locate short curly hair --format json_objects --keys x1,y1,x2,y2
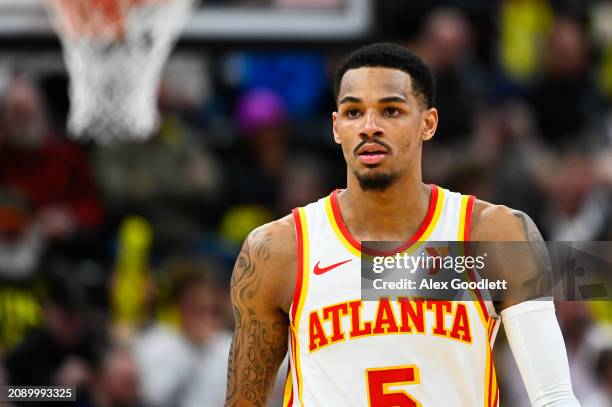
[{"x1": 334, "y1": 42, "x2": 436, "y2": 108}]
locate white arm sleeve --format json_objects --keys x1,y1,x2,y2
[{"x1": 501, "y1": 300, "x2": 581, "y2": 407}]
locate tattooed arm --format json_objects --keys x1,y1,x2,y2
[
  {"x1": 471, "y1": 203, "x2": 552, "y2": 310},
  {"x1": 471, "y1": 203, "x2": 581, "y2": 406},
  {"x1": 225, "y1": 216, "x2": 296, "y2": 407}
]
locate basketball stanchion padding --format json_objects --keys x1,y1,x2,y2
[{"x1": 45, "y1": 0, "x2": 195, "y2": 143}]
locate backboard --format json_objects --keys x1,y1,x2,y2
[{"x1": 0, "y1": 0, "x2": 372, "y2": 40}]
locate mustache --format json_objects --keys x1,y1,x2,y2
[{"x1": 353, "y1": 139, "x2": 392, "y2": 155}]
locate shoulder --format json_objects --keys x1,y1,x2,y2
[
  {"x1": 231, "y1": 213, "x2": 297, "y2": 312},
  {"x1": 470, "y1": 199, "x2": 541, "y2": 241},
  {"x1": 242, "y1": 213, "x2": 297, "y2": 264}
]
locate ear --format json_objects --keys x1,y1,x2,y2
[
  {"x1": 332, "y1": 111, "x2": 341, "y2": 144},
  {"x1": 421, "y1": 108, "x2": 438, "y2": 141}
]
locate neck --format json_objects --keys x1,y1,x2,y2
[{"x1": 338, "y1": 170, "x2": 431, "y2": 242}]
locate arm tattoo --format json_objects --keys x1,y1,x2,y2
[
  {"x1": 513, "y1": 210, "x2": 544, "y2": 242},
  {"x1": 512, "y1": 211, "x2": 551, "y2": 270},
  {"x1": 226, "y1": 229, "x2": 289, "y2": 407},
  {"x1": 512, "y1": 210, "x2": 552, "y2": 295}
]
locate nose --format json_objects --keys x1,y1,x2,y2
[{"x1": 359, "y1": 109, "x2": 384, "y2": 139}]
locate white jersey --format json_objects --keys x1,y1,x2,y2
[{"x1": 283, "y1": 185, "x2": 501, "y2": 407}]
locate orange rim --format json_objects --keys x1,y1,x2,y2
[{"x1": 48, "y1": 0, "x2": 162, "y2": 40}]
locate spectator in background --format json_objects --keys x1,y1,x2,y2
[
  {"x1": 496, "y1": 301, "x2": 605, "y2": 406},
  {"x1": 91, "y1": 109, "x2": 223, "y2": 250},
  {"x1": 230, "y1": 88, "x2": 290, "y2": 208},
  {"x1": 218, "y1": 89, "x2": 291, "y2": 245},
  {"x1": 464, "y1": 100, "x2": 552, "y2": 232},
  {"x1": 530, "y1": 16, "x2": 606, "y2": 146},
  {"x1": 132, "y1": 256, "x2": 231, "y2": 407},
  {"x1": 4, "y1": 265, "x2": 103, "y2": 406},
  {"x1": 410, "y1": 7, "x2": 494, "y2": 196},
  {"x1": 0, "y1": 75, "x2": 103, "y2": 241},
  {"x1": 0, "y1": 189, "x2": 44, "y2": 352},
  {"x1": 541, "y1": 149, "x2": 611, "y2": 240},
  {"x1": 498, "y1": 0, "x2": 554, "y2": 82},
  {"x1": 275, "y1": 153, "x2": 327, "y2": 216},
  {"x1": 411, "y1": 7, "x2": 482, "y2": 145},
  {"x1": 80, "y1": 342, "x2": 143, "y2": 407},
  {"x1": 109, "y1": 215, "x2": 155, "y2": 340}
]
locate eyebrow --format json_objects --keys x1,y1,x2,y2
[
  {"x1": 338, "y1": 95, "x2": 409, "y2": 105},
  {"x1": 379, "y1": 96, "x2": 409, "y2": 104},
  {"x1": 338, "y1": 96, "x2": 361, "y2": 105}
]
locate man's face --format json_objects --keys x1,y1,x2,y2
[
  {"x1": 179, "y1": 284, "x2": 221, "y2": 345},
  {"x1": 3, "y1": 78, "x2": 46, "y2": 149},
  {"x1": 332, "y1": 67, "x2": 437, "y2": 191}
]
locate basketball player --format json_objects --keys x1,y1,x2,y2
[{"x1": 225, "y1": 43, "x2": 581, "y2": 406}]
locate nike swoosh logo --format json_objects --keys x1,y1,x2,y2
[{"x1": 313, "y1": 259, "x2": 352, "y2": 275}]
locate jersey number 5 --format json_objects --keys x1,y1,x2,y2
[{"x1": 366, "y1": 365, "x2": 421, "y2": 407}]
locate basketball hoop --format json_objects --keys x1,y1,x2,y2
[{"x1": 45, "y1": 0, "x2": 195, "y2": 142}]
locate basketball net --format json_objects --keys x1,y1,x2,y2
[{"x1": 45, "y1": 0, "x2": 195, "y2": 143}]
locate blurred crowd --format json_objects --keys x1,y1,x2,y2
[{"x1": 0, "y1": 0, "x2": 611, "y2": 406}]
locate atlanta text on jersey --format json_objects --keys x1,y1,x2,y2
[{"x1": 308, "y1": 298, "x2": 473, "y2": 352}]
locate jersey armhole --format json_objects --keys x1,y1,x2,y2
[
  {"x1": 461, "y1": 195, "x2": 494, "y2": 323},
  {"x1": 463, "y1": 195, "x2": 476, "y2": 241},
  {"x1": 290, "y1": 208, "x2": 306, "y2": 325}
]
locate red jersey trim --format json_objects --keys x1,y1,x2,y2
[{"x1": 329, "y1": 184, "x2": 439, "y2": 256}]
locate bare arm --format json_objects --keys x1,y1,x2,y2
[
  {"x1": 225, "y1": 218, "x2": 296, "y2": 407},
  {"x1": 471, "y1": 203, "x2": 552, "y2": 310},
  {"x1": 472, "y1": 203, "x2": 580, "y2": 406}
]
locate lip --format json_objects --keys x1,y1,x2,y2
[
  {"x1": 357, "y1": 143, "x2": 388, "y2": 155},
  {"x1": 358, "y1": 153, "x2": 387, "y2": 165},
  {"x1": 357, "y1": 143, "x2": 389, "y2": 165}
]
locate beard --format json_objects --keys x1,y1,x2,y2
[
  {"x1": 354, "y1": 169, "x2": 399, "y2": 191},
  {"x1": 351, "y1": 138, "x2": 399, "y2": 191}
]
